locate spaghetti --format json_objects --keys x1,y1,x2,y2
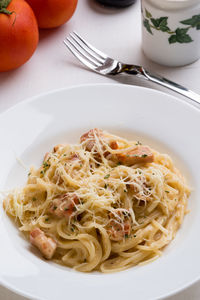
[{"x1": 3, "y1": 129, "x2": 190, "y2": 273}]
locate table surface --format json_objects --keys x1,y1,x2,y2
[{"x1": 0, "y1": 1, "x2": 200, "y2": 299}]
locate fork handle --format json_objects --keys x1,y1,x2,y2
[{"x1": 142, "y1": 69, "x2": 200, "y2": 105}]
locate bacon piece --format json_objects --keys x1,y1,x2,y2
[
  {"x1": 108, "y1": 219, "x2": 131, "y2": 242},
  {"x1": 49, "y1": 193, "x2": 80, "y2": 219},
  {"x1": 104, "y1": 140, "x2": 119, "y2": 158},
  {"x1": 69, "y1": 153, "x2": 80, "y2": 161},
  {"x1": 109, "y1": 141, "x2": 118, "y2": 150},
  {"x1": 30, "y1": 228, "x2": 56, "y2": 259},
  {"x1": 107, "y1": 211, "x2": 131, "y2": 242},
  {"x1": 116, "y1": 146, "x2": 154, "y2": 166},
  {"x1": 80, "y1": 128, "x2": 103, "y2": 151},
  {"x1": 81, "y1": 129, "x2": 122, "y2": 163},
  {"x1": 53, "y1": 144, "x2": 64, "y2": 153}
]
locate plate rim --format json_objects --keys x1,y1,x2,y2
[{"x1": 1, "y1": 82, "x2": 199, "y2": 117}]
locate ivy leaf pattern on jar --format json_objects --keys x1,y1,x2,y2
[
  {"x1": 143, "y1": 9, "x2": 200, "y2": 44},
  {"x1": 180, "y1": 15, "x2": 200, "y2": 30},
  {"x1": 169, "y1": 28, "x2": 193, "y2": 44},
  {"x1": 143, "y1": 19, "x2": 153, "y2": 34}
]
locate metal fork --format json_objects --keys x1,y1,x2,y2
[{"x1": 63, "y1": 31, "x2": 200, "y2": 105}]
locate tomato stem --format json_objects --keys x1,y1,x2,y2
[{"x1": 0, "y1": 0, "x2": 13, "y2": 15}]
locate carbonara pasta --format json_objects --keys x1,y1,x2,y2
[{"x1": 3, "y1": 129, "x2": 190, "y2": 273}]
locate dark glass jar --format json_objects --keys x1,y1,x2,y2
[{"x1": 96, "y1": 0, "x2": 136, "y2": 7}]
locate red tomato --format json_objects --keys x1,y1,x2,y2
[
  {"x1": 26, "y1": 0, "x2": 78, "y2": 29},
  {"x1": 0, "y1": 0, "x2": 39, "y2": 72}
]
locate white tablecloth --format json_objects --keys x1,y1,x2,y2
[{"x1": 0, "y1": 1, "x2": 200, "y2": 299}]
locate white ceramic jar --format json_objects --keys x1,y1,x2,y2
[{"x1": 141, "y1": 0, "x2": 200, "y2": 66}]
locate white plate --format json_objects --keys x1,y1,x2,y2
[{"x1": 0, "y1": 84, "x2": 200, "y2": 300}]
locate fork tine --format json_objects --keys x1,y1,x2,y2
[
  {"x1": 70, "y1": 32, "x2": 105, "y2": 64},
  {"x1": 63, "y1": 39, "x2": 98, "y2": 71},
  {"x1": 73, "y1": 31, "x2": 108, "y2": 60},
  {"x1": 66, "y1": 37, "x2": 101, "y2": 67}
]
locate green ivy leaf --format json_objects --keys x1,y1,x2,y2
[
  {"x1": 180, "y1": 14, "x2": 200, "y2": 30},
  {"x1": 177, "y1": 34, "x2": 192, "y2": 43},
  {"x1": 143, "y1": 19, "x2": 153, "y2": 34},
  {"x1": 150, "y1": 17, "x2": 170, "y2": 32},
  {"x1": 159, "y1": 18, "x2": 170, "y2": 31},
  {"x1": 168, "y1": 35, "x2": 177, "y2": 44},
  {"x1": 160, "y1": 26, "x2": 170, "y2": 32},
  {"x1": 175, "y1": 28, "x2": 193, "y2": 43},
  {"x1": 160, "y1": 25, "x2": 170, "y2": 32},
  {"x1": 176, "y1": 27, "x2": 189, "y2": 35},
  {"x1": 150, "y1": 18, "x2": 160, "y2": 28},
  {"x1": 159, "y1": 17, "x2": 168, "y2": 27},
  {"x1": 145, "y1": 9, "x2": 152, "y2": 19}
]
